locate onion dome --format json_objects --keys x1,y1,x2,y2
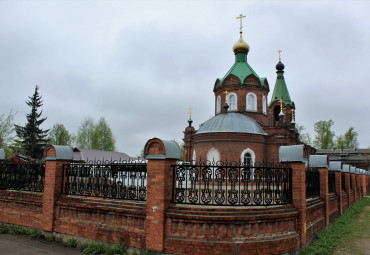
[
  {"x1": 276, "y1": 61, "x2": 285, "y2": 71},
  {"x1": 233, "y1": 34, "x2": 250, "y2": 54}
]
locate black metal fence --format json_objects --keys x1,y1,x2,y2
[
  {"x1": 172, "y1": 161, "x2": 292, "y2": 206},
  {"x1": 306, "y1": 167, "x2": 320, "y2": 198},
  {"x1": 0, "y1": 163, "x2": 45, "y2": 192},
  {"x1": 62, "y1": 161, "x2": 147, "y2": 201},
  {"x1": 328, "y1": 171, "x2": 336, "y2": 193},
  {"x1": 341, "y1": 172, "x2": 345, "y2": 191}
]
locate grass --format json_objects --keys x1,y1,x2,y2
[{"x1": 300, "y1": 196, "x2": 370, "y2": 255}]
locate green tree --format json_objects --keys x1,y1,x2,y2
[
  {"x1": 296, "y1": 124, "x2": 312, "y2": 145},
  {"x1": 76, "y1": 117, "x2": 116, "y2": 151},
  {"x1": 336, "y1": 127, "x2": 359, "y2": 149},
  {"x1": 0, "y1": 110, "x2": 16, "y2": 157},
  {"x1": 313, "y1": 120, "x2": 335, "y2": 149},
  {"x1": 15, "y1": 86, "x2": 49, "y2": 159},
  {"x1": 48, "y1": 123, "x2": 72, "y2": 146},
  {"x1": 91, "y1": 117, "x2": 116, "y2": 151}
]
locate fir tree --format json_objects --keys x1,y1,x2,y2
[{"x1": 15, "y1": 85, "x2": 49, "y2": 159}]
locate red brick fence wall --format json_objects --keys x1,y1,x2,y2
[{"x1": 0, "y1": 142, "x2": 368, "y2": 255}]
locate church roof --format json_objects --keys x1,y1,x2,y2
[
  {"x1": 269, "y1": 61, "x2": 292, "y2": 106},
  {"x1": 219, "y1": 53, "x2": 261, "y2": 86},
  {"x1": 195, "y1": 112, "x2": 266, "y2": 135}
]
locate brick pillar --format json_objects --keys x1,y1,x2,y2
[
  {"x1": 144, "y1": 138, "x2": 180, "y2": 252},
  {"x1": 319, "y1": 168, "x2": 329, "y2": 226},
  {"x1": 291, "y1": 162, "x2": 307, "y2": 246},
  {"x1": 42, "y1": 145, "x2": 73, "y2": 232},
  {"x1": 334, "y1": 171, "x2": 343, "y2": 215},
  {"x1": 356, "y1": 173, "x2": 361, "y2": 199},
  {"x1": 351, "y1": 173, "x2": 356, "y2": 202}
]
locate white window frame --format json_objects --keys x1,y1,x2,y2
[
  {"x1": 216, "y1": 96, "x2": 221, "y2": 113},
  {"x1": 227, "y1": 92, "x2": 237, "y2": 111},
  {"x1": 246, "y1": 92, "x2": 257, "y2": 111},
  {"x1": 262, "y1": 96, "x2": 267, "y2": 114},
  {"x1": 192, "y1": 150, "x2": 196, "y2": 161},
  {"x1": 240, "y1": 148, "x2": 256, "y2": 165}
]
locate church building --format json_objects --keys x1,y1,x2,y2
[{"x1": 183, "y1": 15, "x2": 300, "y2": 164}]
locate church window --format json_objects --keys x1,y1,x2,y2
[
  {"x1": 227, "y1": 92, "x2": 237, "y2": 111},
  {"x1": 244, "y1": 153, "x2": 252, "y2": 165},
  {"x1": 241, "y1": 148, "x2": 256, "y2": 180},
  {"x1": 216, "y1": 96, "x2": 221, "y2": 113},
  {"x1": 246, "y1": 93, "x2": 257, "y2": 111},
  {"x1": 192, "y1": 150, "x2": 196, "y2": 161},
  {"x1": 262, "y1": 96, "x2": 267, "y2": 114},
  {"x1": 274, "y1": 105, "x2": 280, "y2": 122},
  {"x1": 207, "y1": 148, "x2": 220, "y2": 162}
]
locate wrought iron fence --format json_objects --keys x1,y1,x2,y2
[
  {"x1": 306, "y1": 167, "x2": 320, "y2": 198},
  {"x1": 172, "y1": 161, "x2": 292, "y2": 206},
  {"x1": 328, "y1": 171, "x2": 336, "y2": 193},
  {"x1": 62, "y1": 161, "x2": 147, "y2": 201},
  {"x1": 0, "y1": 163, "x2": 45, "y2": 192},
  {"x1": 341, "y1": 172, "x2": 345, "y2": 191}
]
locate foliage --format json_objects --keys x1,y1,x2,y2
[
  {"x1": 48, "y1": 123, "x2": 72, "y2": 146},
  {"x1": 29, "y1": 228, "x2": 43, "y2": 239},
  {"x1": 82, "y1": 242, "x2": 105, "y2": 254},
  {"x1": 14, "y1": 85, "x2": 49, "y2": 159},
  {"x1": 313, "y1": 120, "x2": 335, "y2": 149},
  {"x1": 336, "y1": 127, "x2": 359, "y2": 149},
  {"x1": 65, "y1": 238, "x2": 78, "y2": 247},
  {"x1": 76, "y1": 117, "x2": 116, "y2": 151},
  {"x1": 103, "y1": 243, "x2": 127, "y2": 255},
  {"x1": 296, "y1": 124, "x2": 312, "y2": 145},
  {"x1": 0, "y1": 110, "x2": 16, "y2": 157},
  {"x1": 46, "y1": 234, "x2": 56, "y2": 242},
  {"x1": 300, "y1": 197, "x2": 370, "y2": 255}
]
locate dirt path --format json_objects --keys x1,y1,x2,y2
[{"x1": 333, "y1": 204, "x2": 370, "y2": 255}]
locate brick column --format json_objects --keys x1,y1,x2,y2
[
  {"x1": 319, "y1": 168, "x2": 329, "y2": 226},
  {"x1": 345, "y1": 172, "x2": 351, "y2": 206},
  {"x1": 144, "y1": 138, "x2": 180, "y2": 252},
  {"x1": 291, "y1": 162, "x2": 307, "y2": 246},
  {"x1": 351, "y1": 172, "x2": 356, "y2": 203},
  {"x1": 356, "y1": 171, "x2": 361, "y2": 199},
  {"x1": 42, "y1": 145, "x2": 73, "y2": 232},
  {"x1": 334, "y1": 171, "x2": 343, "y2": 215},
  {"x1": 279, "y1": 145, "x2": 308, "y2": 247}
]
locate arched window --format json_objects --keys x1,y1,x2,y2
[
  {"x1": 207, "y1": 148, "x2": 220, "y2": 162},
  {"x1": 246, "y1": 93, "x2": 257, "y2": 111},
  {"x1": 227, "y1": 92, "x2": 237, "y2": 111},
  {"x1": 241, "y1": 148, "x2": 256, "y2": 180},
  {"x1": 262, "y1": 96, "x2": 267, "y2": 114},
  {"x1": 244, "y1": 153, "x2": 252, "y2": 166},
  {"x1": 216, "y1": 96, "x2": 221, "y2": 113}
]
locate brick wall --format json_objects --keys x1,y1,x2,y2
[{"x1": 305, "y1": 197, "x2": 325, "y2": 244}]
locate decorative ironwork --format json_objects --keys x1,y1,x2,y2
[
  {"x1": 328, "y1": 171, "x2": 336, "y2": 193},
  {"x1": 62, "y1": 161, "x2": 147, "y2": 201},
  {"x1": 172, "y1": 161, "x2": 292, "y2": 206},
  {"x1": 341, "y1": 172, "x2": 345, "y2": 191},
  {"x1": 0, "y1": 163, "x2": 45, "y2": 192},
  {"x1": 306, "y1": 167, "x2": 320, "y2": 198}
]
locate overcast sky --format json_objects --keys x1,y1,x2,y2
[{"x1": 1, "y1": 0, "x2": 370, "y2": 157}]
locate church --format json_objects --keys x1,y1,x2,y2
[{"x1": 183, "y1": 15, "x2": 300, "y2": 164}]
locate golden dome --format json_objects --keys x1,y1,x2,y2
[{"x1": 233, "y1": 35, "x2": 250, "y2": 54}]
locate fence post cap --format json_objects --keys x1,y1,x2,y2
[
  {"x1": 309, "y1": 155, "x2": 329, "y2": 168},
  {"x1": 279, "y1": 144, "x2": 308, "y2": 162},
  {"x1": 0, "y1": 149, "x2": 4, "y2": 160},
  {"x1": 342, "y1": 164, "x2": 350, "y2": 172},
  {"x1": 144, "y1": 138, "x2": 180, "y2": 160},
  {"x1": 44, "y1": 145, "x2": 74, "y2": 161},
  {"x1": 350, "y1": 166, "x2": 356, "y2": 173},
  {"x1": 328, "y1": 161, "x2": 342, "y2": 172}
]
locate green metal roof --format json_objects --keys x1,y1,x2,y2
[
  {"x1": 269, "y1": 71, "x2": 292, "y2": 106},
  {"x1": 219, "y1": 53, "x2": 260, "y2": 86}
]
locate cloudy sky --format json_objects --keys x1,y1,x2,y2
[{"x1": 1, "y1": 0, "x2": 369, "y2": 156}]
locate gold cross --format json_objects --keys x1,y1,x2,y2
[
  {"x1": 209, "y1": 115, "x2": 213, "y2": 119},
  {"x1": 189, "y1": 107, "x2": 192, "y2": 119},
  {"x1": 224, "y1": 90, "x2": 229, "y2": 103},
  {"x1": 278, "y1": 50, "x2": 282, "y2": 61},
  {"x1": 291, "y1": 109, "x2": 295, "y2": 121},
  {"x1": 236, "y1": 14, "x2": 246, "y2": 34}
]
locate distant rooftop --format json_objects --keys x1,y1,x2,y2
[
  {"x1": 73, "y1": 148, "x2": 142, "y2": 163},
  {"x1": 317, "y1": 148, "x2": 370, "y2": 170}
]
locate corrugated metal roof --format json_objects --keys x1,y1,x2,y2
[{"x1": 195, "y1": 113, "x2": 266, "y2": 135}]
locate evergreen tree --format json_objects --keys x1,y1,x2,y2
[{"x1": 15, "y1": 85, "x2": 49, "y2": 159}]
